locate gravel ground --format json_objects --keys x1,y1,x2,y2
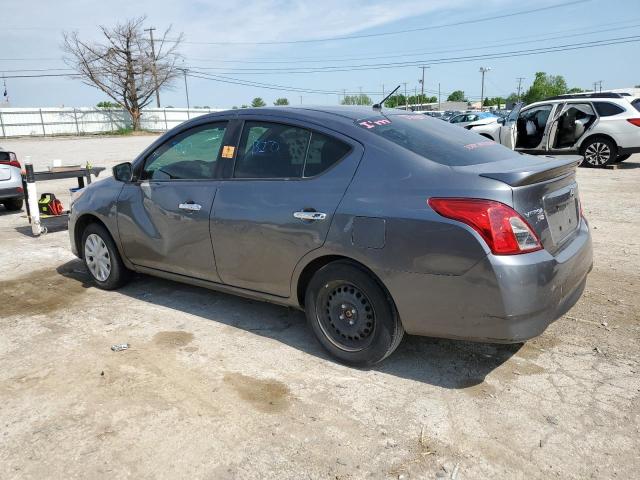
[{"x1": 0, "y1": 135, "x2": 638, "y2": 479}]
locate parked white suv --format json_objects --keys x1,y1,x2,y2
[
  {"x1": 469, "y1": 93, "x2": 640, "y2": 167},
  {"x1": 0, "y1": 148, "x2": 24, "y2": 211}
]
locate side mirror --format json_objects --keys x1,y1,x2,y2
[
  {"x1": 497, "y1": 117, "x2": 505, "y2": 125},
  {"x1": 113, "y1": 162, "x2": 133, "y2": 182}
]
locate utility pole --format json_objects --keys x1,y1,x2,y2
[
  {"x1": 300, "y1": 96, "x2": 303, "y2": 104},
  {"x1": 403, "y1": 82, "x2": 408, "y2": 110},
  {"x1": 438, "y1": 82, "x2": 441, "y2": 110},
  {"x1": 479, "y1": 67, "x2": 491, "y2": 111},
  {"x1": 358, "y1": 86, "x2": 363, "y2": 105},
  {"x1": 179, "y1": 68, "x2": 190, "y2": 113},
  {"x1": 516, "y1": 77, "x2": 525, "y2": 101},
  {"x1": 419, "y1": 66, "x2": 430, "y2": 102},
  {"x1": 414, "y1": 86, "x2": 417, "y2": 111},
  {"x1": 144, "y1": 27, "x2": 161, "y2": 108}
]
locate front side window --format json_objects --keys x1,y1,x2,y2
[
  {"x1": 142, "y1": 123, "x2": 227, "y2": 180},
  {"x1": 234, "y1": 122, "x2": 311, "y2": 178}
]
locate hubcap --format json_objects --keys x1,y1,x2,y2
[
  {"x1": 316, "y1": 281, "x2": 375, "y2": 352},
  {"x1": 584, "y1": 142, "x2": 611, "y2": 166},
  {"x1": 84, "y1": 233, "x2": 111, "y2": 282}
]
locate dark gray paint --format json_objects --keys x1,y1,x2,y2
[{"x1": 69, "y1": 105, "x2": 593, "y2": 343}]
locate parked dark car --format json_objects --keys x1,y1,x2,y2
[{"x1": 69, "y1": 106, "x2": 593, "y2": 365}]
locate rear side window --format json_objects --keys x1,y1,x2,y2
[
  {"x1": 632, "y1": 98, "x2": 640, "y2": 113},
  {"x1": 594, "y1": 102, "x2": 625, "y2": 116},
  {"x1": 356, "y1": 113, "x2": 506, "y2": 166},
  {"x1": 234, "y1": 122, "x2": 350, "y2": 179},
  {"x1": 304, "y1": 132, "x2": 351, "y2": 177},
  {"x1": 235, "y1": 122, "x2": 310, "y2": 178}
]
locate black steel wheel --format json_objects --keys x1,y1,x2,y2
[
  {"x1": 305, "y1": 261, "x2": 404, "y2": 366},
  {"x1": 316, "y1": 280, "x2": 377, "y2": 352}
]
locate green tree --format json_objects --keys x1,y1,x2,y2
[
  {"x1": 567, "y1": 87, "x2": 584, "y2": 94},
  {"x1": 635, "y1": 85, "x2": 640, "y2": 88},
  {"x1": 505, "y1": 93, "x2": 519, "y2": 105},
  {"x1": 96, "y1": 101, "x2": 118, "y2": 108},
  {"x1": 447, "y1": 90, "x2": 466, "y2": 102},
  {"x1": 341, "y1": 94, "x2": 372, "y2": 106},
  {"x1": 241, "y1": 104, "x2": 249, "y2": 109},
  {"x1": 251, "y1": 97, "x2": 266, "y2": 107},
  {"x1": 522, "y1": 72, "x2": 568, "y2": 104},
  {"x1": 273, "y1": 97, "x2": 289, "y2": 106}
]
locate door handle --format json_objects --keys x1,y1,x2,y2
[
  {"x1": 293, "y1": 211, "x2": 327, "y2": 221},
  {"x1": 179, "y1": 202, "x2": 202, "y2": 212}
]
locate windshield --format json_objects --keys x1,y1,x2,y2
[{"x1": 356, "y1": 113, "x2": 508, "y2": 166}]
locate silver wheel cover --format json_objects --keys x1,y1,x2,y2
[{"x1": 84, "y1": 233, "x2": 111, "y2": 282}]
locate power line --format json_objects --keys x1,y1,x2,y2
[
  {"x1": 185, "y1": 35, "x2": 640, "y2": 74},
  {"x1": 171, "y1": 0, "x2": 588, "y2": 45},
  {"x1": 183, "y1": 20, "x2": 640, "y2": 64}
]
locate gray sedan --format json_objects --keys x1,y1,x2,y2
[{"x1": 69, "y1": 106, "x2": 593, "y2": 365}]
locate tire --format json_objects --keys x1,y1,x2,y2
[
  {"x1": 3, "y1": 197, "x2": 23, "y2": 211},
  {"x1": 304, "y1": 261, "x2": 404, "y2": 366},
  {"x1": 616, "y1": 154, "x2": 631, "y2": 163},
  {"x1": 581, "y1": 137, "x2": 617, "y2": 168},
  {"x1": 81, "y1": 223, "x2": 130, "y2": 290}
]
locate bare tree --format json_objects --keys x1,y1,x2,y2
[{"x1": 63, "y1": 17, "x2": 183, "y2": 130}]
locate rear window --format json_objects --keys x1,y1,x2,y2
[
  {"x1": 356, "y1": 113, "x2": 505, "y2": 166},
  {"x1": 0, "y1": 152, "x2": 11, "y2": 161},
  {"x1": 632, "y1": 98, "x2": 640, "y2": 113},
  {"x1": 594, "y1": 102, "x2": 625, "y2": 116}
]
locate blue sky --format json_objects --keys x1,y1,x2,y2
[{"x1": 2, "y1": 0, "x2": 639, "y2": 108}]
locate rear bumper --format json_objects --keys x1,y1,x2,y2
[
  {"x1": 0, "y1": 186, "x2": 23, "y2": 200},
  {"x1": 384, "y1": 219, "x2": 593, "y2": 342}
]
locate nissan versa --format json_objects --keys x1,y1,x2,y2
[{"x1": 69, "y1": 106, "x2": 593, "y2": 365}]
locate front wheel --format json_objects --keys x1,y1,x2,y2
[
  {"x1": 82, "y1": 223, "x2": 130, "y2": 290},
  {"x1": 304, "y1": 261, "x2": 404, "y2": 366},
  {"x1": 582, "y1": 138, "x2": 617, "y2": 168}
]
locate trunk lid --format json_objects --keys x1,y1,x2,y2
[{"x1": 454, "y1": 154, "x2": 582, "y2": 254}]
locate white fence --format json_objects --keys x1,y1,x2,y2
[{"x1": 0, "y1": 107, "x2": 223, "y2": 138}]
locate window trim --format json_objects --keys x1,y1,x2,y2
[
  {"x1": 136, "y1": 121, "x2": 230, "y2": 182},
  {"x1": 227, "y1": 119, "x2": 353, "y2": 181}
]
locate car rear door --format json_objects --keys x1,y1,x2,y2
[
  {"x1": 116, "y1": 121, "x2": 229, "y2": 282},
  {"x1": 211, "y1": 117, "x2": 363, "y2": 297}
]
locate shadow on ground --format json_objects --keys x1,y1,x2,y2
[{"x1": 57, "y1": 259, "x2": 520, "y2": 388}]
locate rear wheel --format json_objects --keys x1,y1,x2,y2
[
  {"x1": 582, "y1": 137, "x2": 617, "y2": 168},
  {"x1": 3, "y1": 197, "x2": 23, "y2": 211},
  {"x1": 304, "y1": 261, "x2": 404, "y2": 366},
  {"x1": 616, "y1": 153, "x2": 631, "y2": 163},
  {"x1": 81, "y1": 223, "x2": 130, "y2": 290}
]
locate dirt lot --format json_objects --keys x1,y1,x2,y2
[{"x1": 1, "y1": 135, "x2": 638, "y2": 479}]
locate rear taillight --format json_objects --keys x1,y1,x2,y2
[
  {"x1": 0, "y1": 152, "x2": 20, "y2": 169},
  {"x1": 627, "y1": 118, "x2": 640, "y2": 127},
  {"x1": 428, "y1": 198, "x2": 542, "y2": 255}
]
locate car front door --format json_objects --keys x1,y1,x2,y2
[
  {"x1": 211, "y1": 118, "x2": 363, "y2": 297},
  {"x1": 116, "y1": 122, "x2": 229, "y2": 282},
  {"x1": 498, "y1": 102, "x2": 523, "y2": 149}
]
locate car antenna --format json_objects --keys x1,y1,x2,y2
[{"x1": 373, "y1": 85, "x2": 400, "y2": 111}]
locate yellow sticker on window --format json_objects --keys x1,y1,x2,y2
[{"x1": 221, "y1": 145, "x2": 235, "y2": 158}]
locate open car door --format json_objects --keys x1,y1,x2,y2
[
  {"x1": 547, "y1": 102, "x2": 597, "y2": 153},
  {"x1": 498, "y1": 102, "x2": 523, "y2": 149}
]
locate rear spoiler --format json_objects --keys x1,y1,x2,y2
[{"x1": 479, "y1": 155, "x2": 581, "y2": 187}]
